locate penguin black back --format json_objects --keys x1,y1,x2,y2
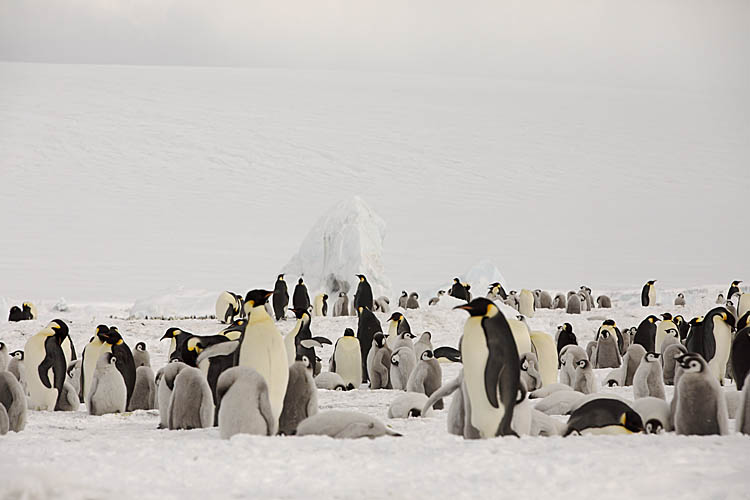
[
  {"x1": 273, "y1": 274, "x2": 289, "y2": 321},
  {"x1": 104, "y1": 327, "x2": 137, "y2": 406},
  {"x1": 686, "y1": 307, "x2": 734, "y2": 363},
  {"x1": 354, "y1": 274, "x2": 373, "y2": 311},
  {"x1": 731, "y1": 327, "x2": 750, "y2": 390},
  {"x1": 357, "y1": 307, "x2": 382, "y2": 382},
  {"x1": 634, "y1": 315, "x2": 659, "y2": 352},
  {"x1": 292, "y1": 278, "x2": 310, "y2": 311}
]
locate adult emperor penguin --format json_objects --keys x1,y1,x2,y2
[
  {"x1": 272, "y1": 274, "x2": 289, "y2": 321},
  {"x1": 0, "y1": 371, "x2": 27, "y2": 432},
  {"x1": 455, "y1": 298, "x2": 524, "y2": 438},
  {"x1": 284, "y1": 308, "x2": 331, "y2": 374},
  {"x1": 24, "y1": 320, "x2": 68, "y2": 411},
  {"x1": 564, "y1": 398, "x2": 643, "y2": 436},
  {"x1": 487, "y1": 282, "x2": 507, "y2": 301},
  {"x1": 731, "y1": 325, "x2": 750, "y2": 390},
  {"x1": 168, "y1": 366, "x2": 214, "y2": 430},
  {"x1": 450, "y1": 278, "x2": 470, "y2": 301},
  {"x1": 398, "y1": 291, "x2": 408, "y2": 309},
  {"x1": 292, "y1": 278, "x2": 311, "y2": 312},
  {"x1": 216, "y1": 291, "x2": 242, "y2": 324},
  {"x1": 556, "y1": 323, "x2": 578, "y2": 361},
  {"x1": 406, "y1": 292, "x2": 420, "y2": 310},
  {"x1": 737, "y1": 373, "x2": 750, "y2": 434},
  {"x1": 366, "y1": 333, "x2": 391, "y2": 390},
  {"x1": 313, "y1": 293, "x2": 328, "y2": 317},
  {"x1": 357, "y1": 307, "x2": 382, "y2": 381},
  {"x1": 103, "y1": 326, "x2": 137, "y2": 407},
  {"x1": 633, "y1": 352, "x2": 665, "y2": 400},
  {"x1": 237, "y1": 289, "x2": 289, "y2": 424},
  {"x1": 518, "y1": 289, "x2": 535, "y2": 318},
  {"x1": 217, "y1": 366, "x2": 277, "y2": 438},
  {"x1": 673, "y1": 353, "x2": 729, "y2": 435},
  {"x1": 354, "y1": 274, "x2": 374, "y2": 311},
  {"x1": 49, "y1": 320, "x2": 76, "y2": 367},
  {"x1": 728, "y1": 280, "x2": 743, "y2": 301},
  {"x1": 331, "y1": 329, "x2": 362, "y2": 390},
  {"x1": 385, "y1": 311, "x2": 411, "y2": 349},
  {"x1": 685, "y1": 306, "x2": 735, "y2": 383},
  {"x1": 634, "y1": 315, "x2": 659, "y2": 352},
  {"x1": 332, "y1": 292, "x2": 350, "y2": 317},
  {"x1": 674, "y1": 293, "x2": 686, "y2": 306},
  {"x1": 641, "y1": 280, "x2": 656, "y2": 306},
  {"x1": 738, "y1": 293, "x2": 750, "y2": 320},
  {"x1": 655, "y1": 315, "x2": 679, "y2": 352},
  {"x1": 406, "y1": 350, "x2": 443, "y2": 409},
  {"x1": 279, "y1": 354, "x2": 318, "y2": 435},
  {"x1": 673, "y1": 314, "x2": 690, "y2": 341}
]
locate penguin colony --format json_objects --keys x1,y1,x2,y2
[{"x1": 2, "y1": 278, "x2": 750, "y2": 443}]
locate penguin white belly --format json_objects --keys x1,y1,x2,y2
[
  {"x1": 313, "y1": 295, "x2": 325, "y2": 316},
  {"x1": 648, "y1": 288, "x2": 655, "y2": 306},
  {"x1": 283, "y1": 324, "x2": 300, "y2": 367},
  {"x1": 462, "y1": 318, "x2": 504, "y2": 438},
  {"x1": 24, "y1": 335, "x2": 57, "y2": 411},
  {"x1": 83, "y1": 342, "x2": 110, "y2": 406},
  {"x1": 519, "y1": 291, "x2": 534, "y2": 318},
  {"x1": 238, "y1": 317, "x2": 289, "y2": 422},
  {"x1": 334, "y1": 339, "x2": 362, "y2": 388},
  {"x1": 385, "y1": 323, "x2": 398, "y2": 350},
  {"x1": 530, "y1": 331, "x2": 558, "y2": 386},
  {"x1": 62, "y1": 338, "x2": 73, "y2": 366},
  {"x1": 506, "y1": 319, "x2": 532, "y2": 356},
  {"x1": 709, "y1": 320, "x2": 732, "y2": 382},
  {"x1": 738, "y1": 293, "x2": 749, "y2": 319},
  {"x1": 580, "y1": 425, "x2": 632, "y2": 436},
  {"x1": 168, "y1": 338, "x2": 177, "y2": 357}
]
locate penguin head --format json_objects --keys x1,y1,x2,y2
[
  {"x1": 0, "y1": 342, "x2": 5, "y2": 352},
  {"x1": 710, "y1": 307, "x2": 736, "y2": 328},
  {"x1": 104, "y1": 327, "x2": 124, "y2": 345},
  {"x1": 558, "y1": 323, "x2": 572, "y2": 334},
  {"x1": 343, "y1": 328, "x2": 355, "y2": 337},
  {"x1": 135, "y1": 342, "x2": 147, "y2": 352},
  {"x1": 674, "y1": 315, "x2": 685, "y2": 324},
  {"x1": 420, "y1": 350, "x2": 434, "y2": 361},
  {"x1": 732, "y1": 280, "x2": 742, "y2": 286},
  {"x1": 717, "y1": 293, "x2": 725, "y2": 301},
  {"x1": 356, "y1": 274, "x2": 367, "y2": 282},
  {"x1": 323, "y1": 294, "x2": 328, "y2": 301},
  {"x1": 645, "y1": 419, "x2": 663, "y2": 434},
  {"x1": 221, "y1": 319, "x2": 247, "y2": 337},
  {"x1": 419, "y1": 331, "x2": 432, "y2": 342},
  {"x1": 599, "y1": 330, "x2": 609, "y2": 340},
  {"x1": 277, "y1": 274, "x2": 285, "y2": 281},
  {"x1": 602, "y1": 319, "x2": 616, "y2": 327},
  {"x1": 401, "y1": 291, "x2": 407, "y2": 297},
  {"x1": 576, "y1": 359, "x2": 589, "y2": 370},
  {"x1": 689, "y1": 316, "x2": 703, "y2": 327},
  {"x1": 453, "y1": 298, "x2": 499, "y2": 318},
  {"x1": 453, "y1": 278, "x2": 460, "y2": 284},
  {"x1": 677, "y1": 293, "x2": 684, "y2": 298},
  {"x1": 620, "y1": 410, "x2": 645, "y2": 433},
  {"x1": 297, "y1": 278, "x2": 304, "y2": 285},
  {"x1": 676, "y1": 353, "x2": 706, "y2": 373},
  {"x1": 160, "y1": 327, "x2": 183, "y2": 341},
  {"x1": 295, "y1": 353, "x2": 313, "y2": 371},
  {"x1": 410, "y1": 292, "x2": 418, "y2": 299},
  {"x1": 48, "y1": 319, "x2": 69, "y2": 339},
  {"x1": 660, "y1": 313, "x2": 672, "y2": 320},
  {"x1": 388, "y1": 312, "x2": 404, "y2": 324},
  {"x1": 187, "y1": 337, "x2": 203, "y2": 353},
  {"x1": 647, "y1": 280, "x2": 657, "y2": 286},
  {"x1": 399, "y1": 332, "x2": 416, "y2": 340},
  {"x1": 372, "y1": 333, "x2": 386, "y2": 348},
  {"x1": 290, "y1": 308, "x2": 308, "y2": 320},
  {"x1": 646, "y1": 315, "x2": 659, "y2": 324},
  {"x1": 11, "y1": 350, "x2": 24, "y2": 360},
  {"x1": 738, "y1": 312, "x2": 750, "y2": 331},
  {"x1": 244, "y1": 289, "x2": 274, "y2": 308},
  {"x1": 644, "y1": 352, "x2": 660, "y2": 363}
]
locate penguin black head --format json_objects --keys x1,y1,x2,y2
[
  {"x1": 558, "y1": 323, "x2": 572, "y2": 334},
  {"x1": 407, "y1": 408, "x2": 422, "y2": 418},
  {"x1": 689, "y1": 316, "x2": 703, "y2": 327},
  {"x1": 646, "y1": 315, "x2": 659, "y2": 324},
  {"x1": 420, "y1": 350, "x2": 434, "y2": 361},
  {"x1": 676, "y1": 353, "x2": 705, "y2": 372},
  {"x1": 602, "y1": 319, "x2": 616, "y2": 327},
  {"x1": 647, "y1": 280, "x2": 657, "y2": 285},
  {"x1": 644, "y1": 352, "x2": 660, "y2": 362},
  {"x1": 135, "y1": 342, "x2": 147, "y2": 351},
  {"x1": 372, "y1": 333, "x2": 386, "y2": 348},
  {"x1": 660, "y1": 313, "x2": 673, "y2": 320},
  {"x1": 710, "y1": 307, "x2": 736, "y2": 328},
  {"x1": 732, "y1": 280, "x2": 742, "y2": 286},
  {"x1": 95, "y1": 325, "x2": 110, "y2": 341},
  {"x1": 453, "y1": 278, "x2": 460, "y2": 284},
  {"x1": 356, "y1": 274, "x2": 367, "y2": 282},
  {"x1": 277, "y1": 274, "x2": 285, "y2": 281},
  {"x1": 738, "y1": 312, "x2": 750, "y2": 331},
  {"x1": 11, "y1": 350, "x2": 24, "y2": 360},
  {"x1": 453, "y1": 298, "x2": 499, "y2": 318},
  {"x1": 400, "y1": 332, "x2": 416, "y2": 340},
  {"x1": 599, "y1": 330, "x2": 609, "y2": 339},
  {"x1": 244, "y1": 289, "x2": 274, "y2": 308},
  {"x1": 298, "y1": 278, "x2": 304, "y2": 285},
  {"x1": 645, "y1": 419, "x2": 663, "y2": 434},
  {"x1": 410, "y1": 292, "x2": 419, "y2": 299},
  {"x1": 401, "y1": 291, "x2": 407, "y2": 297},
  {"x1": 388, "y1": 312, "x2": 404, "y2": 322},
  {"x1": 48, "y1": 319, "x2": 69, "y2": 338},
  {"x1": 621, "y1": 410, "x2": 645, "y2": 433},
  {"x1": 290, "y1": 308, "x2": 308, "y2": 319},
  {"x1": 343, "y1": 328, "x2": 355, "y2": 337},
  {"x1": 323, "y1": 294, "x2": 328, "y2": 301},
  {"x1": 390, "y1": 353, "x2": 399, "y2": 366},
  {"x1": 104, "y1": 326, "x2": 124, "y2": 345}
]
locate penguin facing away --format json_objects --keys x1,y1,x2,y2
[
  {"x1": 332, "y1": 292, "x2": 350, "y2": 317},
  {"x1": 217, "y1": 366, "x2": 277, "y2": 438},
  {"x1": 398, "y1": 291, "x2": 408, "y2": 309},
  {"x1": 662, "y1": 343, "x2": 687, "y2": 386},
  {"x1": 389, "y1": 346, "x2": 417, "y2": 391},
  {"x1": 292, "y1": 278, "x2": 311, "y2": 312},
  {"x1": 0, "y1": 371, "x2": 27, "y2": 432},
  {"x1": 731, "y1": 326, "x2": 750, "y2": 390},
  {"x1": 737, "y1": 372, "x2": 750, "y2": 435},
  {"x1": 565, "y1": 398, "x2": 644, "y2": 436},
  {"x1": 128, "y1": 365, "x2": 157, "y2": 411},
  {"x1": 272, "y1": 274, "x2": 290, "y2": 321},
  {"x1": 155, "y1": 361, "x2": 187, "y2": 429},
  {"x1": 168, "y1": 366, "x2": 214, "y2": 430},
  {"x1": 357, "y1": 308, "x2": 382, "y2": 381},
  {"x1": 406, "y1": 350, "x2": 443, "y2": 409}
]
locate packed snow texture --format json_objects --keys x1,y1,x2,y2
[
  {"x1": 1, "y1": 284, "x2": 749, "y2": 500},
  {"x1": 283, "y1": 196, "x2": 391, "y2": 298}
]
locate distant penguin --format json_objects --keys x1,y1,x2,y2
[
  {"x1": 406, "y1": 292, "x2": 420, "y2": 310},
  {"x1": 553, "y1": 293, "x2": 567, "y2": 309},
  {"x1": 314, "y1": 372, "x2": 348, "y2": 391},
  {"x1": 633, "y1": 352, "x2": 665, "y2": 400},
  {"x1": 581, "y1": 286, "x2": 594, "y2": 310},
  {"x1": 559, "y1": 345, "x2": 587, "y2": 387},
  {"x1": 566, "y1": 294, "x2": 581, "y2": 314},
  {"x1": 0, "y1": 371, "x2": 27, "y2": 432},
  {"x1": 736, "y1": 373, "x2": 750, "y2": 434},
  {"x1": 685, "y1": 306, "x2": 735, "y2": 383},
  {"x1": 388, "y1": 392, "x2": 433, "y2": 418},
  {"x1": 24, "y1": 320, "x2": 67, "y2": 411},
  {"x1": 449, "y1": 278, "x2": 470, "y2": 301},
  {"x1": 332, "y1": 292, "x2": 350, "y2": 317},
  {"x1": 389, "y1": 346, "x2": 417, "y2": 391},
  {"x1": 634, "y1": 315, "x2": 659, "y2": 352},
  {"x1": 7, "y1": 351, "x2": 27, "y2": 393},
  {"x1": 366, "y1": 333, "x2": 392, "y2": 390},
  {"x1": 573, "y1": 359, "x2": 596, "y2": 394},
  {"x1": 487, "y1": 282, "x2": 508, "y2": 301},
  {"x1": 128, "y1": 365, "x2": 157, "y2": 411},
  {"x1": 155, "y1": 362, "x2": 187, "y2": 429},
  {"x1": 413, "y1": 331, "x2": 433, "y2": 360},
  {"x1": 279, "y1": 355, "x2": 318, "y2": 435},
  {"x1": 354, "y1": 274, "x2": 374, "y2": 311},
  {"x1": 731, "y1": 326, "x2": 750, "y2": 390},
  {"x1": 373, "y1": 296, "x2": 390, "y2": 313},
  {"x1": 674, "y1": 293, "x2": 686, "y2": 306},
  {"x1": 428, "y1": 290, "x2": 446, "y2": 306},
  {"x1": 519, "y1": 353, "x2": 542, "y2": 392},
  {"x1": 133, "y1": 342, "x2": 150, "y2": 368},
  {"x1": 662, "y1": 343, "x2": 687, "y2": 385},
  {"x1": 632, "y1": 397, "x2": 672, "y2": 433},
  {"x1": 592, "y1": 328, "x2": 621, "y2": 369},
  {"x1": 406, "y1": 350, "x2": 443, "y2": 409},
  {"x1": 398, "y1": 291, "x2": 408, "y2": 309},
  {"x1": 556, "y1": 323, "x2": 578, "y2": 362},
  {"x1": 216, "y1": 291, "x2": 242, "y2": 324},
  {"x1": 536, "y1": 290, "x2": 553, "y2": 309},
  {"x1": 357, "y1": 308, "x2": 382, "y2": 381},
  {"x1": 88, "y1": 352, "x2": 127, "y2": 416},
  {"x1": 313, "y1": 293, "x2": 328, "y2": 317},
  {"x1": 272, "y1": 274, "x2": 289, "y2": 321},
  {"x1": 596, "y1": 295, "x2": 612, "y2": 308},
  {"x1": 292, "y1": 278, "x2": 311, "y2": 312},
  {"x1": 673, "y1": 353, "x2": 728, "y2": 435},
  {"x1": 641, "y1": 280, "x2": 657, "y2": 306},
  {"x1": 8, "y1": 306, "x2": 25, "y2": 322},
  {"x1": 564, "y1": 398, "x2": 643, "y2": 436},
  {"x1": 331, "y1": 329, "x2": 362, "y2": 390},
  {"x1": 168, "y1": 366, "x2": 214, "y2": 430},
  {"x1": 385, "y1": 312, "x2": 410, "y2": 350},
  {"x1": 296, "y1": 411, "x2": 401, "y2": 439},
  {"x1": 519, "y1": 289, "x2": 535, "y2": 318},
  {"x1": 716, "y1": 293, "x2": 725, "y2": 304},
  {"x1": 217, "y1": 366, "x2": 276, "y2": 438},
  {"x1": 22, "y1": 302, "x2": 37, "y2": 320},
  {"x1": 0, "y1": 342, "x2": 9, "y2": 372},
  {"x1": 728, "y1": 280, "x2": 743, "y2": 301}
]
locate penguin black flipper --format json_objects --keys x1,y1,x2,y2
[
  {"x1": 397, "y1": 318, "x2": 412, "y2": 335},
  {"x1": 703, "y1": 321, "x2": 717, "y2": 363},
  {"x1": 223, "y1": 303, "x2": 234, "y2": 324},
  {"x1": 38, "y1": 352, "x2": 54, "y2": 389},
  {"x1": 641, "y1": 285, "x2": 649, "y2": 306},
  {"x1": 732, "y1": 328, "x2": 750, "y2": 390},
  {"x1": 111, "y1": 343, "x2": 136, "y2": 405},
  {"x1": 310, "y1": 337, "x2": 332, "y2": 346},
  {"x1": 481, "y1": 316, "x2": 505, "y2": 409},
  {"x1": 433, "y1": 346, "x2": 462, "y2": 363}
]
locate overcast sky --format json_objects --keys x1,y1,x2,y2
[{"x1": 1, "y1": 0, "x2": 748, "y2": 90}]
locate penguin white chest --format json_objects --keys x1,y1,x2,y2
[
  {"x1": 24, "y1": 334, "x2": 57, "y2": 411},
  {"x1": 334, "y1": 338, "x2": 362, "y2": 388},
  {"x1": 648, "y1": 287, "x2": 655, "y2": 305},
  {"x1": 83, "y1": 341, "x2": 111, "y2": 405},
  {"x1": 461, "y1": 318, "x2": 504, "y2": 438},
  {"x1": 709, "y1": 319, "x2": 732, "y2": 381},
  {"x1": 507, "y1": 319, "x2": 532, "y2": 356},
  {"x1": 284, "y1": 322, "x2": 301, "y2": 366}
]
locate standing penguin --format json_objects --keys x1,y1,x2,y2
[
  {"x1": 133, "y1": 342, "x2": 151, "y2": 368},
  {"x1": 385, "y1": 312, "x2": 411, "y2": 349},
  {"x1": 572, "y1": 359, "x2": 596, "y2": 395},
  {"x1": 168, "y1": 367, "x2": 214, "y2": 430},
  {"x1": 103, "y1": 326, "x2": 137, "y2": 408},
  {"x1": 597, "y1": 295, "x2": 612, "y2": 308},
  {"x1": 313, "y1": 293, "x2": 328, "y2": 317},
  {"x1": 673, "y1": 353, "x2": 728, "y2": 435},
  {"x1": 272, "y1": 274, "x2": 289, "y2": 321},
  {"x1": 81, "y1": 326, "x2": 114, "y2": 404},
  {"x1": 674, "y1": 293, "x2": 686, "y2": 306},
  {"x1": 565, "y1": 294, "x2": 581, "y2": 314},
  {"x1": 487, "y1": 282, "x2": 508, "y2": 301},
  {"x1": 216, "y1": 291, "x2": 242, "y2": 324},
  {"x1": 331, "y1": 329, "x2": 362, "y2": 390},
  {"x1": 354, "y1": 274, "x2": 374, "y2": 311},
  {"x1": 357, "y1": 307, "x2": 382, "y2": 381},
  {"x1": 413, "y1": 332, "x2": 433, "y2": 360},
  {"x1": 673, "y1": 315, "x2": 690, "y2": 341},
  {"x1": 279, "y1": 354, "x2": 318, "y2": 435},
  {"x1": 332, "y1": 292, "x2": 350, "y2": 317},
  {"x1": 88, "y1": 352, "x2": 127, "y2": 416},
  {"x1": 389, "y1": 346, "x2": 417, "y2": 391},
  {"x1": 284, "y1": 309, "x2": 331, "y2": 375},
  {"x1": 24, "y1": 320, "x2": 67, "y2": 411},
  {"x1": 641, "y1": 280, "x2": 657, "y2": 306},
  {"x1": 406, "y1": 292, "x2": 420, "y2": 310},
  {"x1": 535, "y1": 290, "x2": 553, "y2": 309},
  {"x1": 217, "y1": 366, "x2": 277, "y2": 438},
  {"x1": 398, "y1": 291, "x2": 408, "y2": 309},
  {"x1": 519, "y1": 290, "x2": 535, "y2": 318},
  {"x1": 7, "y1": 351, "x2": 27, "y2": 393},
  {"x1": 592, "y1": 328, "x2": 621, "y2": 369},
  {"x1": 633, "y1": 352, "x2": 665, "y2": 400},
  {"x1": 728, "y1": 280, "x2": 743, "y2": 301},
  {"x1": 407, "y1": 350, "x2": 443, "y2": 409},
  {"x1": 455, "y1": 298, "x2": 524, "y2": 438},
  {"x1": 237, "y1": 289, "x2": 289, "y2": 424},
  {"x1": 529, "y1": 330, "x2": 557, "y2": 387},
  {"x1": 655, "y1": 315, "x2": 679, "y2": 352},
  {"x1": 662, "y1": 343, "x2": 687, "y2": 385},
  {"x1": 292, "y1": 278, "x2": 311, "y2": 312},
  {"x1": 556, "y1": 323, "x2": 578, "y2": 362},
  {"x1": 0, "y1": 372, "x2": 27, "y2": 432},
  {"x1": 429, "y1": 290, "x2": 446, "y2": 306},
  {"x1": 634, "y1": 315, "x2": 659, "y2": 352},
  {"x1": 685, "y1": 306, "x2": 735, "y2": 383},
  {"x1": 367, "y1": 333, "x2": 392, "y2": 390},
  {"x1": 128, "y1": 365, "x2": 157, "y2": 411},
  {"x1": 731, "y1": 326, "x2": 750, "y2": 390},
  {"x1": 155, "y1": 362, "x2": 187, "y2": 429}
]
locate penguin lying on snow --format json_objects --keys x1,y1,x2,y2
[
  {"x1": 296, "y1": 411, "x2": 401, "y2": 439},
  {"x1": 314, "y1": 372, "x2": 349, "y2": 391},
  {"x1": 565, "y1": 398, "x2": 644, "y2": 436},
  {"x1": 631, "y1": 397, "x2": 672, "y2": 433},
  {"x1": 388, "y1": 392, "x2": 433, "y2": 418}
]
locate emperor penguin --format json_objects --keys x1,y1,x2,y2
[
  {"x1": 727, "y1": 300, "x2": 738, "y2": 319},
  {"x1": 406, "y1": 350, "x2": 443, "y2": 409},
  {"x1": 272, "y1": 274, "x2": 289, "y2": 321},
  {"x1": 592, "y1": 326, "x2": 621, "y2": 369},
  {"x1": 23, "y1": 302, "x2": 37, "y2": 320},
  {"x1": 357, "y1": 307, "x2": 382, "y2": 381},
  {"x1": 566, "y1": 294, "x2": 581, "y2": 314},
  {"x1": 738, "y1": 293, "x2": 750, "y2": 320},
  {"x1": 621, "y1": 344, "x2": 647, "y2": 386},
  {"x1": 428, "y1": 290, "x2": 446, "y2": 306},
  {"x1": 736, "y1": 373, "x2": 750, "y2": 434},
  {"x1": 0, "y1": 405, "x2": 7, "y2": 434},
  {"x1": 553, "y1": 293, "x2": 567, "y2": 309},
  {"x1": 519, "y1": 353, "x2": 543, "y2": 392},
  {"x1": 128, "y1": 365, "x2": 157, "y2": 411},
  {"x1": 353, "y1": 274, "x2": 374, "y2": 311},
  {"x1": 728, "y1": 280, "x2": 743, "y2": 301},
  {"x1": 7, "y1": 350, "x2": 27, "y2": 394},
  {"x1": 332, "y1": 292, "x2": 350, "y2": 317},
  {"x1": 238, "y1": 289, "x2": 289, "y2": 424},
  {"x1": 366, "y1": 333, "x2": 391, "y2": 390},
  {"x1": 216, "y1": 291, "x2": 242, "y2": 324},
  {"x1": 555, "y1": 323, "x2": 578, "y2": 360},
  {"x1": 24, "y1": 320, "x2": 67, "y2": 411},
  {"x1": 633, "y1": 352, "x2": 665, "y2": 400},
  {"x1": 631, "y1": 397, "x2": 672, "y2": 433},
  {"x1": 155, "y1": 361, "x2": 187, "y2": 429},
  {"x1": 0, "y1": 342, "x2": 9, "y2": 372},
  {"x1": 103, "y1": 326, "x2": 137, "y2": 407},
  {"x1": 8, "y1": 305, "x2": 25, "y2": 322},
  {"x1": 564, "y1": 398, "x2": 643, "y2": 436},
  {"x1": 398, "y1": 291, "x2": 408, "y2": 309},
  {"x1": 50, "y1": 320, "x2": 76, "y2": 367},
  {"x1": 279, "y1": 354, "x2": 318, "y2": 435},
  {"x1": 487, "y1": 282, "x2": 507, "y2": 301},
  {"x1": 455, "y1": 298, "x2": 524, "y2": 438},
  {"x1": 450, "y1": 278, "x2": 470, "y2": 301},
  {"x1": 374, "y1": 296, "x2": 390, "y2": 313},
  {"x1": 596, "y1": 295, "x2": 612, "y2": 308},
  {"x1": 313, "y1": 293, "x2": 328, "y2": 317},
  {"x1": 314, "y1": 371, "x2": 348, "y2": 391},
  {"x1": 559, "y1": 345, "x2": 588, "y2": 387},
  {"x1": 573, "y1": 359, "x2": 596, "y2": 394},
  {"x1": 292, "y1": 278, "x2": 311, "y2": 312},
  {"x1": 217, "y1": 366, "x2": 277, "y2": 438},
  {"x1": 389, "y1": 346, "x2": 417, "y2": 391},
  {"x1": 685, "y1": 306, "x2": 735, "y2": 383},
  {"x1": 716, "y1": 293, "x2": 725, "y2": 305},
  {"x1": 634, "y1": 315, "x2": 659, "y2": 352},
  {"x1": 385, "y1": 311, "x2": 410, "y2": 350},
  {"x1": 391, "y1": 331, "x2": 417, "y2": 352},
  {"x1": 641, "y1": 280, "x2": 657, "y2": 306},
  {"x1": 406, "y1": 292, "x2": 420, "y2": 310},
  {"x1": 730, "y1": 325, "x2": 750, "y2": 390},
  {"x1": 535, "y1": 290, "x2": 553, "y2": 309},
  {"x1": 160, "y1": 326, "x2": 191, "y2": 360},
  {"x1": 655, "y1": 315, "x2": 679, "y2": 352},
  {"x1": 0, "y1": 371, "x2": 27, "y2": 432},
  {"x1": 505, "y1": 316, "x2": 532, "y2": 357},
  {"x1": 662, "y1": 343, "x2": 687, "y2": 385},
  {"x1": 88, "y1": 352, "x2": 127, "y2": 416},
  {"x1": 581, "y1": 286, "x2": 594, "y2": 310},
  {"x1": 518, "y1": 289, "x2": 535, "y2": 318},
  {"x1": 673, "y1": 353, "x2": 728, "y2": 435},
  {"x1": 674, "y1": 293, "x2": 686, "y2": 306},
  {"x1": 284, "y1": 308, "x2": 308, "y2": 366},
  {"x1": 168, "y1": 366, "x2": 214, "y2": 430},
  {"x1": 413, "y1": 331, "x2": 433, "y2": 360},
  {"x1": 331, "y1": 329, "x2": 362, "y2": 390},
  {"x1": 133, "y1": 342, "x2": 151, "y2": 368},
  {"x1": 529, "y1": 330, "x2": 557, "y2": 386},
  {"x1": 296, "y1": 410, "x2": 401, "y2": 439},
  {"x1": 673, "y1": 314, "x2": 690, "y2": 341}
]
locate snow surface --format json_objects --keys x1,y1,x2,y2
[{"x1": 2, "y1": 285, "x2": 749, "y2": 500}]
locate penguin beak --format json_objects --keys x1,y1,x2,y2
[{"x1": 453, "y1": 304, "x2": 472, "y2": 311}]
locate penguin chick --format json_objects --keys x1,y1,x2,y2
[
  {"x1": 366, "y1": 333, "x2": 391, "y2": 390},
  {"x1": 57, "y1": 381, "x2": 79, "y2": 411},
  {"x1": 88, "y1": 352, "x2": 127, "y2": 416},
  {"x1": 413, "y1": 331, "x2": 433, "y2": 360},
  {"x1": 631, "y1": 397, "x2": 672, "y2": 433},
  {"x1": 168, "y1": 366, "x2": 214, "y2": 430},
  {"x1": 296, "y1": 410, "x2": 401, "y2": 439},
  {"x1": 406, "y1": 350, "x2": 443, "y2": 409},
  {"x1": 405, "y1": 292, "x2": 420, "y2": 310},
  {"x1": 596, "y1": 295, "x2": 612, "y2": 308},
  {"x1": 592, "y1": 330, "x2": 621, "y2": 369},
  {"x1": 519, "y1": 352, "x2": 542, "y2": 392},
  {"x1": 674, "y1": 293, "x2": 686, "y2": 306},
  {"x1": 0, "y1": 342, "x2": 9, "y2": 372},
  {"x1": 673, "y1": 353, "x2": 728, "y2": 435},
  {"x1": 428, "y1": 290, "x2": 446, "y2": 306},
  {"x1": 374, "y1": 296, "x2": 390, "y2": 314},
  {"x1": 662, "y1": 343, "x2": 687, "y2": 385},
  {"x1": 633, "y1": 352, "x2": 665, "y2": 400},
  {"x1": 279, "y1": 355, "x2": 318, "y2": 435},
  {"x1": 217, "y1": 366, "x2": 277, "y2": 438},
  {"x1": 573, "y1": 359, "x2": 597, "y2": 395},
  {"x1": 133, "y1": 342, "x2": 151, "y2": 368},
  {"x1": 314, "y1": 372, "x2": 349, "y2": 391},
  {"x1": 559, "y1": 345, "x2": 588, "y2": 387},
  {"x1": 128, "y1": 365, "x2": 157, "y2": 411},
  {"x1": 398, "y1": 291, "x2": 408, "y2": 309},
  {"x1": 155, "y1": 361, "x2": 187, "y2": 429},
  {"x1": 0, "y1": 371, "x2": 27, "y2": 432},
  {"x1": 388, "y1": 392, "x2": 433, "y2": 418},
  {"x1": 7, "y1": 351, "x2": 27, "y2": 394},
  {"x1": 390, "y1": 346, "x2": 417, "y2": 391}
]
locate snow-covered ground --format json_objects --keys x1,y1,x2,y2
[{"x1": 2, "y1": 284, "x2": 749, "y2": 500}]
